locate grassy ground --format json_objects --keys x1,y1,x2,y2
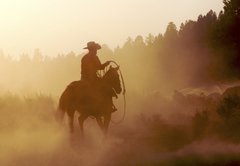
[{"x1": 1, "y1": 90, "x2": 240, "y2": 166}]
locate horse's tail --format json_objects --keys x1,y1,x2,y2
[{"x1": 55, "y1": 89, "x2": 68, "y2": 123}]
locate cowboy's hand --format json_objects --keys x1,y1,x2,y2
[{"x1": 105, "y1": 61, "x2": 111, "y2": 66}]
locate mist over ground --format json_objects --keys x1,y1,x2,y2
[{"x1": 1, "y1": 84, "x2": 240, "y2": 166}]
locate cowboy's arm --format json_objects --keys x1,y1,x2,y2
[{"x1": 95, "y1": 57, "x2": 110, "y2": 70}]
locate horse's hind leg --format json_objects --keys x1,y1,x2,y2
[
  {"x1": 96, "y1": 117, "x2": 104, "y2": 132},
  {"x1": 67, "y1": 110, "x2": 75, "y2": 133},
  {"x1": 78, "y1": 114, "x2": 88, "y2": 137},
  {"x1": 69, "y1": 116, "x2": 74, "y2": 133}
]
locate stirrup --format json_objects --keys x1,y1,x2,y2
[{"x1": 112, "y1": 107, "x2": 117, "y2": 112}]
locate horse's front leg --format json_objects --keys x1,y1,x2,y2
[
  {"x1": 103, "y1": 113, "x2": 111, "y2": 135},
  {"x1": 78, "y1": 114, "x2": 88, "y2": 137}
]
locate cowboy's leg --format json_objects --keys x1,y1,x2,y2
[{"x1": 111, "y1": 90, "x2": 118, "y2": 112}]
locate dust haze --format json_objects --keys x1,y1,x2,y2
[
  {"x1": 1, "y1": 49, "x2": 240, "y2": 165},
  {"x1": 1, "y1": 1, "x2": 240, "y2": 165}
]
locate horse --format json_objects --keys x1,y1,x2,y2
[{"x1": 57, "y1": 66, "x2": 122, "y2": 136}]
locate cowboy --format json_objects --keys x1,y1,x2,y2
[
  {"x1": 81, "y1": 41, "x2": 117, "y2": 112},
  {"x1": 81, "y1": 41, "x2": 110, "y2": 82}
]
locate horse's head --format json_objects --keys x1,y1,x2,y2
[{"x1": 103, "y1": 66, "x2": 122, "y2": 94}]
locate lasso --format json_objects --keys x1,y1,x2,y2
[{"x1": 109, "y1": 61, "x2": 126, "y2": 124}]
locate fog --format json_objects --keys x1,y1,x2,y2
[
  {"x1": 1, "y1": 84, "x2": 240, "y2": 165},
  {"x1": 0, "y1": 46, "x2": 240, "y2": 165}
]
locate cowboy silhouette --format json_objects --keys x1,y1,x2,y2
[
  {"x1": 81, "y1": 41, "x2": 117, "y2": 112},
  {"x1": 81, "y1": 41, "x2": 110, "y2": 81}
]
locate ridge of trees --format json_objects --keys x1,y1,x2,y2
[{"x1": 0, "y1": 0, "x2": 239, "y2": 93}]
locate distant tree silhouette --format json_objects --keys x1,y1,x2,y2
[
  {"x1": 214, "y1": 0, "x2": 240, "y2": 74},
  {"x1": 164, "y1": 22, "x2": 178, "y2": 44},
  {"x1": 33, "y1": 48, "x2": 43, "y2": 62},
  {"x1": 0, "y1": 0, "x2": 239, "y2": 94}
]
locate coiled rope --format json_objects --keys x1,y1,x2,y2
[{"x1": 109, "y1": 61, "x2": 126, "y2": 124}]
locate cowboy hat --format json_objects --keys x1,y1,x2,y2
[{"x1": 83, "y1": 41, "x2": 101, "y2": 50}]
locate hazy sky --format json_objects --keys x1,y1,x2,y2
[{"x1": 0, "y1": 0, "x2": 223, "y2": 57}]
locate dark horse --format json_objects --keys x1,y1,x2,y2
[{"x1": 57, "y1": 66, "x2": 122, "y2": 135}]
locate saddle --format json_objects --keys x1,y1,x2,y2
[{"x1": 67, "y1": 77, "x2": 117, "y2": 116}]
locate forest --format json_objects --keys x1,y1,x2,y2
[{"x1": 0, "y1": 1, "x2": 239, "y2": 95}]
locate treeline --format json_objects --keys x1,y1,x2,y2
[
  {"x1": 113, "y1": 0, "x2": 240, "y2": 89},
  {"x1": 0, "y1": 50, "x2": 82, "y2": 95},
  {"x1": 0, "y1": 0, "x2": 239, "y2": 94}
]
